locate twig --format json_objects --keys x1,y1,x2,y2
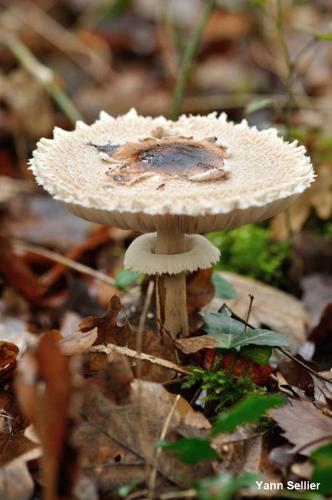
[
  {"x1": 159, "y1": 490, "x2": 197, "y2": 500},
  {"x1": 0, "y1": 31, "x2": 82, "y2": 124},
  {"x1": 90, "y1": 343, "x2": 189, "y2": 375},
  {"x1": 244, "y1": 294, "x2": 254, "y2": 332},
  {"x1": 170, "y1": 0, "x2": 217, "y2": 119},
  {"x1": 226, "y1": 306, "x2": 332, "y2": 384},
  {"x1": 11, "y1": 239, "x2": 115, "y2": 287},
  {"x1": 148, "y1": 394, "x2": 181, "y2": 499},
  {"x1": 138, "y1": 281, "x2": 155, "y2": 336}
]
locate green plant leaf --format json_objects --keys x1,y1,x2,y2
[
  {"x1": 245, "y1": 97, "x2": 274, "y2": 115},
  {"x1": 157, "y1": 438, "x2": 219, "y2": 465},
  {"x1": 115, "y1": 269, "x2": 144, "y2": 290},
  {"x1": 211, "y1": 393, "x2": 285, "y2": 437},
  {"x1": 240, "y1": 345, "x2": 272, "y2": 366},
  {"x1": 314, "y1": 32, "x2": 332, "y2": 41},
  {"x1": 197, "y1": 471, "x2": 259, "y2": 500},
  {"x1": 201, "y1": 307, "x2": 289, "y2": 350},
  {"x1": 311, "y1": 441, "x2": 332, "y2": 494},
  {"x1": 212, "y1": 273, "x2": 238, "y2": 299}
]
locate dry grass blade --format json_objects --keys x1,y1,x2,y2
[
  {"x1": 12, "y1": 239, "x2": 115, "y2": 287},
  {"x1": 148, "y1": 394, "x2": 181, "y2": 498}
]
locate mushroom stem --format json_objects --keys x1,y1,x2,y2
[{"x1": 155, "y1": 230, "x2": 188, "y2": 339}]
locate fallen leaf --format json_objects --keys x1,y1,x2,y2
[
  {"x1": 176, "y1": 335, "x2": 217, "y2": 354},
  {"x1": 15, "y1": 333, "x2": 79, "y2": 498},
  {"x1": 187, "y1": 269, "x2": 215, "y2": 315},
  {"x1": 0, "y1": 341, "x2": 19, "y2": 380},
  {"x1": 302, "y1": 274, "x2": 332, "y2": 329},
  {"x1": 270, "y1": 399, "x2": 332, "y2": 455},
  {"x1": 81, "y1": 375, "x2": 213, "y2": 488},
  {"x1": 271, "y1": 164, "x2": 332, "y2": 239},
  {"x1": 79, "y1": 295, "x2": 130, "y2": 345},
  {"x1": 59, "y1": 328, "x2": 98, "y2": 355}
]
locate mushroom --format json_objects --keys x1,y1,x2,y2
[{"x1": 30, "y1": 109, "x2": 314, "y2": 339}]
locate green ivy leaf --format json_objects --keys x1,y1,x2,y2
[
  {"x1": 201, "y1": 307, "x2": 288, "y2": 350},
  {"x1": 311, "y1": 441, "x2": 332, "y2": 494},
  {"x1": 197, "y1": 471, "x2": 259, "y2": 500},
  {"x1": 212, "y1": 273, "x2": 238, "y2": 299},
  {"x1": 240, "y1": 345, "x2": 272, "y2": 366},
  {"x1": 157, "y1": 438, "x2": 219, "y2": 465},
  {"x1": 211, "y1": 393, "x2": 285, "y2": 437},
  {"x1": 115, "y1": 269, "x2": 144, "y2": 290}
]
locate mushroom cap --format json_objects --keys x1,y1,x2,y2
[{"x1": 30, "y1": 109, "x2": 315, "y2": 233}]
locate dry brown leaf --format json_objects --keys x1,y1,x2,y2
[
  {"x1": 79, "y1": 295, "x2": 131, "y2": 345},
  {"x1": 270, "y1": 399, "x2": 332, "y2": 455},
  {"x1": 81, "y1": 375, "x2": 212, "y2": 488},
  {"x1": 205, "y1": 272, "x2": 309, "y2": 346},
  {"x1": 15, "y1": 333, "x2": 78, "y2": 498},
  {"x1": 59, "y1": 328, "x2": 98, "y2": 355},
  {"x1": 271, "y1": 164, "x2": 332, "y2": 239},
  {"x1": 0, "y1": 341, "x2": 19, "y2": 380},
  {"x1": 176, "y1": 335, "x2": 216, "y2": 354}
]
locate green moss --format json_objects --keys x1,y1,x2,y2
[
  {"x1": 182, "y1": 366, "x2": 267, "y2": 414},
  {"x1": 208, "y1": 224, "x2": 290, "y2": 284}
]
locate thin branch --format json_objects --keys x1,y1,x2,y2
[
  {"x1": 0, "y1": 31, "x2": 82, "y2": 124},
  {"x1": 244, "y1": 294, "x2": 254, "y2": 332},
  {"x1": 11, "y1": 239, "x2": 115, "y2": 287},
  {"x1": 89, "y1": 343, "x2": 189, "y2": 375},
  {"x1": 148, "y1": 394, "x2": 181, "y2": 498},
  {"x1": 170, "y1": 0, "x2": 217, "y2": 120},
  {"x1": 159, "y1": 490, "x2": 197, "y2": 500}
]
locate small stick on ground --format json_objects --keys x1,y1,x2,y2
[
  {"x1": 244, "y1": 294, "x2": 254, "y2": 332},
  {"x1": 12, "y1": 239, "x2": 115, "y2": 287},
  {"x1": 159, "y1": 489, "x2": 197, "y2": 499},
  {"x1": 89, "y1": 344, "x2": 189, "y2": 375},
  {"x1": 148, "y1": 394, "x2": 181, "y2": 499}
]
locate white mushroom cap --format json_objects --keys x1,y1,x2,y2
[{"x1": 30, "y1": 109, "x2": 315, "y2": 234}]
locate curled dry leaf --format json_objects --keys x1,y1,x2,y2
[
  {"x1": 79, "y1": 295, "x2": 130, "y2": 345},
  {"x1": 270, "y1": 399, "x2": 332, "y2": 456},
  {"x1": 15, "y1": 333, "x2": 78, "y2": 499},
  {"x1": 59, "y1": 327, "x2": 98, "y2": 355}
]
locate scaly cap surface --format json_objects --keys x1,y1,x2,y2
[{"x1": 30, "y1": 109, "x2": 315, "y2": 233}]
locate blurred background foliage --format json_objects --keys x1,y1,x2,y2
[{"x1": 0, "y1": 0, "x2": 331, "y2": 289}]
